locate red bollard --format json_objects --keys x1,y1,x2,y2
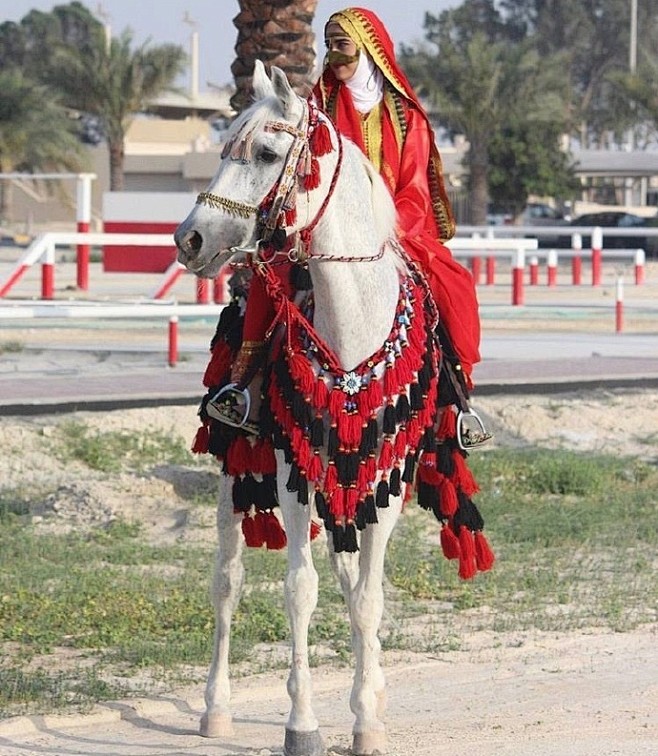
[
  {"x1": 615, "y1": 277, "x2": 624, "y2": 333},
  {"x1": 512, "y1": 249, "x2": 525, "y2": 306},
  {"x1": 41, "y1": 244, "x2": 55, "y2": 300},
  {"x1": 213, "y1": 271, "x2": 229, "y2": 303},
  {"x1": 196, "y1": 278, "x2": 210, "y2": 304},
  {"x1": 634, "y1": 249, "x2": 645, "y2": 285},
  {"x1": 470, "y1": 256, "x2": 482, "y2": 285},
  {"x1": 168, "y1": 316, "x2": 179, "y2": 366},
  {"x1": 547, "y1": 249, "x2": 557, "y2": 287},
  {"x1": 571, "y1": 233, "x2": 582, "y2": 285},
  {"x1": 529, "y1": 256, "x2": 539, "y2": 285},
  {"x1": 591, "y1": 226, "x2": 602, "y2": 286},
  {"x1": 486, "y1": 256, "x2": 496, "y2": 285},
  {"x1": 75, "y1": 174, "x2": 93, "y2": 291}
]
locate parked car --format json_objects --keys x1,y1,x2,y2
[{"x1": 564, "y1": 211, "x2": 658, "y2": 257}]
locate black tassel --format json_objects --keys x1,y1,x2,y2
[
  {"x1": 417, "y1": 480, "x2": 437, "y2": 511},
  {"x1": 418, "y1": 360, "x2": 432, "y2": 393},
  {"x1": 336, "y1": 452, "x2": 350, "y2": 486},
  {"x1": 272, "y1": 226, "x2": 287, "y2": 250},
  {"x1": 310, "y1": 416, "x2": 324, "y2": 448},
  {"x1": 346, "y1": 453, "x2": 359, "y2": 483},
  {"x1": 325, "y1": 511, "x2": 336, "y2": 532},
  {"x1": 291, "y1": 264, "x2": 313, "y2": 291},
  {"x1": 328, "y1": 426, "x2": 339, "y2": 458},
  {"x1": 389, "y1": 466, "x2": 401, "y2": 496},
  {"x1": 454, "y1": 491, "x2": 485, "y2": 532},
  {"x1": 409, "y1": 382, "x2": 424, "y2": 411},
  {"x1": 355, "y1": 501, "x2": 367, "y2": 530},
  {"x1": 242, "y1": 472, "x2": 258, "y2": 507},
  {"x1": 364, "y1": 493, "x2": 378, "y2": 524},
  {"x1": 375, "y1": 479, "x2": 389, "y2": 508},
  {"x1": 358, "y1": 418, "x2": 378, "y2": 456},
  {"x1": 332, "y1": 524, "x2": 345, "y2": 553},
  {"x1": 232, "y1": 476, "x2": 249, "y2": 512},
  {"x1": 257, "y1": 475, "x2": 279, "y2": 510},
  {"x1": 292, "y1": 393, "x2": 312, "y2": 427},
  {"x1": 401, "y1": 452, "x2": 416, "y2": 483},
  {"x1": 286, "y1": 462, "x2": 300, "y2": 492},
  {"x1": 437, "y1": 443, "x2": 455, "y2": 476},
  {"x1": 343, "y1": 523, "x2": 359, "y2": 552},
  {"x1": 422, "y1": 426, "x2": 436, "y2": 452},
  {"x1": 395, "y1": 393, "x2": 411, "y2": 423},
  {"x1": 383, "y1": 404, "x2": 396, "y2": 435},
  {"x1": 297, "y1": 474, "x2": 309, "y2": 505},
  {"x1": 314, "y1": 490, "x2": 328, "y2": 520}
]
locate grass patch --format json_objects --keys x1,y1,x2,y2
[
  {"x1": 54, "y1": 422, "x2": 195, "y2": 472},
  {"x1": 1, "y1": 446, "x2": 656, "y2": 718},
  {"x1": 0, "y1": 340, "x2": 23, "y2": 355}
]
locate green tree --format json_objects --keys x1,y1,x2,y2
[
  {"x1": 49, "y1": 28, "x2": 186, "y2": 190},
  {"x1": 0, "y1": 2, "x2": 186, "y2": 191},
  {"x1": 0, "y1": 68, "x2": 86, "y2": 221},
  {"x1": 401, "y1": 0, "x2": 572, "y2": 223}
]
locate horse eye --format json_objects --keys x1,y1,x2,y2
[{"x1": 259, "y1": 148, "x2": 278, "y2": 164}]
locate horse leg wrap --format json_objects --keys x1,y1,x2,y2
[{"x1": 283, "y1": 728, "x2": 325, "y2": 756}]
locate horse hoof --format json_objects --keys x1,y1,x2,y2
[
  {"x1": 283, "y1": 727, "x2": 325, "y2": 756},
  {"x1": 200, "y1": 711, "x2": 233, "y2": 738},
  {"x1": 352, "y1": 730, "x2": 387, "y2": 755}
]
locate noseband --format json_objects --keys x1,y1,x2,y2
[{"x1": 195, "y1": 98, "x2": 340, "y2": 257}]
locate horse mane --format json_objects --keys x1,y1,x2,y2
[{"x1": 339, "y1": 136, "x2": 398, "y2": 254}]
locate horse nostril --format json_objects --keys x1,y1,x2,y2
[{"x1": 177, "y1": 229, "x2": 203, "y2": 255}]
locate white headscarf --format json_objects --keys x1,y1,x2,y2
[{"x1": 345, "y1": 50, "x2": 384, "y2": 114}]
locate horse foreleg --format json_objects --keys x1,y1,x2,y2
[
  {"x1": 349, "y1": 495, "x2": 403, "y2": 756},
  {"x1": 200, "y1": 473, "x2": 244, "y2": 738},
  {"x1": 277, "y1": 454, "x2": 324, "y2": 756}
]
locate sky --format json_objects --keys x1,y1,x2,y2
[{"x1": 5, "y1": 1, "x2": 459, "y2": 91}]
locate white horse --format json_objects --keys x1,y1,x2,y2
[{"x1": 175, "y1": 60, "x2": 488, "y2": 756}]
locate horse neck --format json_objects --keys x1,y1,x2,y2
[{"x1": 307, "y1": 140, "x2": 400, "y2": 372}]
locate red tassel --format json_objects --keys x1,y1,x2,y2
[
  {"x1": 310, "y1": 120, "x2": 333, "y2": 156},
  {"x1": 440, "y1": 524, "x2": 461, "y2": 560},
  {"x1": 475, "y1": 531, "x2": 495, "y2": 572},
  {"x1": 338, "y1": 412, "x2": 362, "y2": 447},
  {"x1": 378, "y1": 438, "x2": 394, "y2": 470},
  {"x1": 288, "y1": 350, "x2": 315, "y2": 395},
  {"x1": 226, "y1": 435, "x2": 252, "y2": 476},
  {"x1": 191, "y1": 424, "x2": 210, "y2": 454},
  {"x1": 451, "y1": 452, "x2": 480, "y2": 497},
  {"x1": 357, "y1": 461, "x2": 368, "y2": 490},
  {"x1": 439, "y1": 477, "x2": 459, "y2": 516},
  {"x1": 310, "y1": 520, "x2": 323, "y2": 540},
  {"x1": 393, "y1": 428, "x2": 407, "y2": 459},
  {"x1": 313, "y1": 376, "x2": 330, "y2": 408},
  {"x1": 458, "y1": 527, "x2": 477, "y2": 580},
  {"x1": 328, "y1": 388, "x2": 346, "y2": 419},
  {"x1": 307, "y1": 451, "x2": 323, "y2": 483},
  {"x1": 259, "y1": 438, "x2": 277, "y2": 475},
  {"x1": 202, "y1": 342, "x2": 232, "y2": 387},
  {"x1": 383, "y1": 365, "x2": 398, "y2": 397},
  {"x1": 365, "y1": 454, "x2": 377, "y2": 482},
  {"x1": 242, "y1": 513, "x2": 265, "y2": 548},
  {"x1": 284, "y1": 206, "x2": 297, "y2": 226},
  {"x1": 366, "y1": 379, "x2": 383, "y2": 414},
  {"x1": 324, "y1": 462, "x2": 338, "y2": 495},
  {"x1": 344, "y1": 487, "x2": 359, "y2": 520},
  {"x1": 302, "y1": 157, "x2": 320, "y2": 190},
  {"x1": 437, "y1": 407, "x2": 457, "y2": 439},
  {"x1": 264, "y1": 511, "x2": 287, "y2": 550}
]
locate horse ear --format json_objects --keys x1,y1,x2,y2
[
  {"x1": 270, "y1": 65, "x2": 297, "y2": 118},
  {"x1": 252, "y1": 59, "x2": 273, "y2": 100}
]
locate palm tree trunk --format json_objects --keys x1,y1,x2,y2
[
  {"x1": 231, "y1": 0, "x2": 319, "y2": 113},
  {"x1": 468, "y1": 138, "x2": 489, "y2": 225},
  {"x1": 108, "y1": 139, "x2": 125, "y2": 192}
]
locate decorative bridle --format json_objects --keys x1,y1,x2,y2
[{"x1": 195, "y1": 98, "x2": 331, "y2": 256}]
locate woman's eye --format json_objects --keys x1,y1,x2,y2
[{"x1": 259, "y1": 149, "x2": 278, "y2": 164}]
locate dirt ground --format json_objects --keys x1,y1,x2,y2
[{"x1": 1, "y1": 390, "x2": 657, "y2": 755}]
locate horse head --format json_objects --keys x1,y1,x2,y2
[{"x1": 174, "y1": 60, "x2": 339, "y2": 278}]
